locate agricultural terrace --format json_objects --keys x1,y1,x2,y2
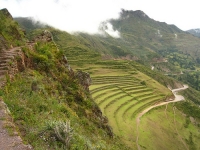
[{"x1": 90, "y1": 73, "x2": 171, "y2": 148}]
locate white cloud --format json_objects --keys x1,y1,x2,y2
[
  {"x1": 1, "y1": 0, "x2": 200, "y2": 33},
  {"x1": 0, "y1": 0, "x2": 123, "y2": 36},
  {"x1": 104, "y1": 23, "x2": 120, "y2": 38},
  {"x1": 99, "y1": 22, "x2": 120, "y2": 38}
]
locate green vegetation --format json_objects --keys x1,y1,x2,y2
[
  {"x1": 176, "y1": 101, "x2": 200, "y2": 119},
  {"x1": 0, "y1": 9, "x2": 25, "y2": 49},
  {"x1": 139, "y1": 103, "x2": 200, "y2": 150},
  {"x1": 176, "y1": 71, "x2": 200, "y2": 90},
  {"x1": 0, "y1": 9, "x2": 130, "y2": 149},
  {"x1": 179, "y1": 87, "x2": 200, "y2": 105},
  {"x1": 90, "y1": 73, "x2": 170, "y2": 148},
  {"x1": 1, "y1": 41, "x2": 129, "y2": 149},
  {"x1": 2, "y1": 71, "x2": 128, "y2": 149}
]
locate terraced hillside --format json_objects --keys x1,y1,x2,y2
[{"x1": 90, "y1": 75, "x2": 168, "y2": 148}]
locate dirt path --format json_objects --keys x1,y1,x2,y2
[
  {"x1": 0, "y1": 47, "x2": 32, "y2": 149},
  {"x1": 136, "y1": 85, "x2": 188, "y2": 150},
  {"x1": 0, "y1": 100, "x2": 32, "y2": 150}
]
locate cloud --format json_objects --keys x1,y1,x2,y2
[
  {"x1": 104, "y1": 23, "x2": 120, "y2": 38},
  {"x1": 1, "y1": 0, "x2": 200, "y2": 33},
  {"x1": 99, "y1": 22, "x2": 120, "y2": 38},
  {"x1": 1, "y1": 0, "x2": 123, "y2": 37}
]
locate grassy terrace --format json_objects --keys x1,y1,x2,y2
[
  {"x1": 69, "y1": 57, "x2": 172, "y2": 148},
  {"x1": 90, "y1": 74, "x2": 170, "y2": 148}
]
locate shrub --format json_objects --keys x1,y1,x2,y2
[
  {"x1": 54, "y1": 121, "x2": 73, "y2": 149},
  {"x1": 140, "y1": 81, "x2": 146, "y2": 86}
]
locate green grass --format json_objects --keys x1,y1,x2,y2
[
  {"x1": 2, "y1": 70, "x2": 131, "y2": 150},
  {"x1": 0, "y1": 9, "x2": 25, "y2": 48},
  {"x1": 90, "y1": 74, "x2": 170, "y2": 148},
  {"x1": 138, "y1": 103, "x2": 200, "y2": 150}
]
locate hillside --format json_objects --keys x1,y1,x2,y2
[
  {"x1": 0, "y1": 8, "x2": 130, "y2": 149},
  {"x1": 13, "y1": 18, "x2": 183, "y2": 89},
  {"x1": 54, "y1": 9, "x2": 200, "y2": 74},
  {"x1": 2, "y1": 8, "x2": 200, "y2": 150}
]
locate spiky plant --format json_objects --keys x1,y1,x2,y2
[{"x1": 54, "y1": 121, "x2": 73, "y2": 149}]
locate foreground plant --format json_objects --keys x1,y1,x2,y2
[{"x1": 54, "y1": 121, "x2": 73, "y2": 149}]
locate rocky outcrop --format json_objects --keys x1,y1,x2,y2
[
  {"x1": 34, "y1": 30, "x2": 53, "y2": 42},
  {"x1": 75, "y1": 70, "x2": 92, "y2": 92},
  {"x1": 92, "y1": 105, "x2": 113, "y2": 137},
  {"x1": 62, "y1": 55, "x2": 73, "y2": 73},
  {"x1": 120, "y1": 9, "x2": 149, "y2": 19}
]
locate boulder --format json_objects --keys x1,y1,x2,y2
[{"x1": 75, "y1": 70, "x2": 92, "y2": 91}]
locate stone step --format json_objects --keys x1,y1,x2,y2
[
  {"x1": 1, "y1": 52, "x2": 18, "y2": 56},
  {"x1": 0, "y1": 63, "x2": 7, "y2": 67},
  {"x1": 0, "y1": 70, "x2": 7, "y2": 76},
  {"x1": 0, "y1": 66, "x2": 8, "y2": 70},
  {"x1": 0, "y1": 59, "x2": 11, "y2": 64},
  {"x1": 0, "y1": 74, "x2": 5, "y2": 79},
  {"x1": 0, "y1": 56, "x2": 14, "y2": 60},
  {"x1": 2, "y1": 47, "x2": 21, "y2": 52}
]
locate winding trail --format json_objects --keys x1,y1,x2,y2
[{"x1": 136, "y1": 85, "x2": 188, "y2": 150}]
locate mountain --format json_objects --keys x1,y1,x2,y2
[
  {"x1": 187, "y1": 28, "x2": 200, "y2": 38},
  {"x1": 108, "y1": 10, "x2": 200, "y2": 70},
  {"x1": 67, "y1": 9, "x2": 200, "y2": 73},
  {"x1": 15, "y1": 9, "x2": 200, "y2": 88},
  {"x1": 15, "y1": 10, "x2": 200, "y2": 63},
  {"x1": 2, "y1": 8, "x2": 200, "y2": 150}
]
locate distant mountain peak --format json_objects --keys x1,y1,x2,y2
[
  {"x1": 120, "y1": 9, "x2": 149, "y2": 19},
  {"x1": 187, "y1": 28, "x2": 200, "y2": 38}
]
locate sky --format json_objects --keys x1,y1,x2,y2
[{"x1": 1, "y1": 0, "x2": 200, "y2": 35}]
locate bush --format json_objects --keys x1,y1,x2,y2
[{"x1": 140, "y1": 81, "x2": 146, "y2": 86}]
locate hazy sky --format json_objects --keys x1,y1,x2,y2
[{"x1": 1, "y1": 0, "x2": 200, "y2": 34}]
